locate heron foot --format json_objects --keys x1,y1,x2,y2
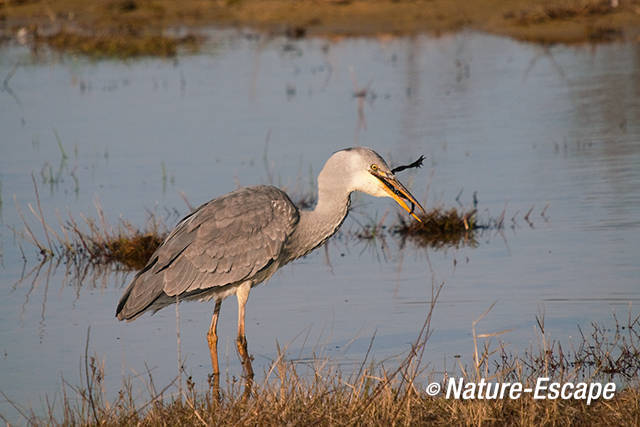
[
  {"x1": 236, "y1": 335, "x2": 254, "y2": 401},
  {"x1": 207, "y1": 299, "x2": 222, "y2": 400},
  {"x1": 208, "y1": 372, "x2": 221, "y2": 403}
]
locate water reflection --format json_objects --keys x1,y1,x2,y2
[
  {"x1": 11, "y1": 212, "x2": 520, "y2": 353},
  {"x1": 12, "y1": 257, "x2": 131, "y2": 315}
]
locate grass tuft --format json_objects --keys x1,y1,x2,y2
[
  {"x1": 35, "y1": 29, "x2": 201, "y2": 58},
  {"x1": 99, "y1": 229, "x2": 164, "y2": 270},
  {"x1": 55, "y1": 210, "x2": 167, "y2": 270},
  {"x1": 394, "y1": 207, "x2": 477, "y2": 241},
  {"x1": 385, "y1": 206, "x2": 479, "y2": 249},
  {"x1": 15, "y1": 178, "x2": 168, "y2": 270}
]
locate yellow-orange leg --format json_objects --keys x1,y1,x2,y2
[
  {"x1": 207, "y1": 299, "x2": 222, "y2": 398},
  {"x1": 236, "y1": 282, "x2": 254, "y2": 400},
  {"x1": 236, "y1": 335, "x2": 254, "y2": 401}
]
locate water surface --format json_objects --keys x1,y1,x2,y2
[{"x1": 1, "y1": 31, "x2": 639, "y2": 421}]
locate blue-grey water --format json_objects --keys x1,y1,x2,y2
[{"x1": 1, "y1": 31, "x2": 639, "y2": 422}]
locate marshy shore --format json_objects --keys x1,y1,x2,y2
[{"x1": 2, "y1": 0, "x2": 640, "y2": 57}]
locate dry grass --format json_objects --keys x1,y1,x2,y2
[
  {"x1": 392, "y1": 207, "x2": 479, "y2": 249},
  {"x1": 97, "y1": 229, "x2": 165, "y2": 270},
  {"x1": 1, "y1": 0, "x2": 638, "y2": 58},
  {"x1": 14, "y1": 177, "x2": 168, "y2": 270},
  {"x1": 4, "y1": 290, "x2": 639, "y2": 425},
  {"x1": 29, "y1": 206, "x2": 166, "y2": 270},
  {"x1": 16, "y1": 175, "x2": 536, "y2": 270},
  {"x1": 8, "y1": 181, "x2": 639, "y2": 423},
  {"x1": 516, "y1": 312, "x2": 640, "y2": 381},
  {"x1": 37, "y1": 29, "x2": 201, "y2": 58}
]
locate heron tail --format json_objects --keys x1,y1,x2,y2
[{"x1": 115, "y1": 257, "x2": 164, "y2": 321}]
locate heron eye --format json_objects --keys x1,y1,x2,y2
[{"x1": 371, "y1": 164, "x2": 378, "y2": 171}]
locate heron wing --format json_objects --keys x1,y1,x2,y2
[{"x1": 116, "y1": 185, "x2": 299, "y2": 319}]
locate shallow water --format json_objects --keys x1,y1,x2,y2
[{"x1": 1, "y1": 31, "x2": 639, "y2": 421}]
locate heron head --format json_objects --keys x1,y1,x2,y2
[{"x1": 329, "y1": 147, "x2": 426, "y2": 222}]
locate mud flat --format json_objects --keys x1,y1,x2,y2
[{"x1": 2, "y1": 0, "x2": 639, "y2": 56}]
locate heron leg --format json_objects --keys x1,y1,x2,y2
[
  {"x1": 235, "y1": 282, "x2": 254, "y2": 400},
  {"x1": 207, "y1": 299, "x2": 222, "y2": 397}
]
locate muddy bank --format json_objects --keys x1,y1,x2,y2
[{"x1": 1, "y1": 0, "x2": 639, "y2": 56}]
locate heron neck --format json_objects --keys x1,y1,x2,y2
[{"x1": 283, "y1": 187, "x2": 351, "y2": 263}]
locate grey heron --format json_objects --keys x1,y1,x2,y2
[{"x1": 116, "y1": 147, "x2": 425, "y2": 391}]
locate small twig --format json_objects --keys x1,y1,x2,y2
[
  {"x1": 541, "y1": 202, "x2": 550, "y2": 219},
  {"x1": 176, "y1": 295, "x2": 183, "y2": 401},
  {"x1": 462, "y1": 209, "x2": 476, "y2": 231},
  {"x1": 455, "y1": 188, "x2": 464, "y2": 206},
  {"x1": 84, "y1": 326, "x2": 99, "y2": 425},
  {"x1": 524, "y1": 205, "x2": 535, "y2": 227},
  {"x1": 2, "y1": 62, "x2": 23, "y2": 108},
  {"x1": 14, "y1": 195, "x2": 48, "y2": 255},
  {"x1": 143, "y1": 362, "x2": 159, "y2": 406},
  {"x1": 53, "y1": 129, "x2": 68, "y2": 160},
  {"x1": 184, "y1": 396, "x2": 207, "y2": 426},
  {"x1": 2, "y1": 62, "x2": 18, "y2": 88},
  {"x1": 67, "y1": 213, "x2": 98, "y2": 260},
  {"x1": 31, "y1": 174, "x2": 54, "y2": 253},
  {"x1": 94, "y1": 198, "x2": 111, "y2": 242},
  {"x1": 55, "y1": 209, "x2": 72, "y2": 248},
  {"x1": 179, "y1": 191, "x2": 195, "y2": 212},
  {"x1": 134, "y1": 373, "x2": 180, "y2": 413},
  {"x1": 0, "y1": 390, "x2": 32, "y2": 423},
  {"x1": 26, "y1": 203, "x2": 63, "y2": 255},
  {"x1": 263, "y1": 130, "x2": 273, "y2": 185},
  {"x1": 496, "y1": 203, "x2": 507, "y2": 229},
  {"x1": 524, "y1": 205, "x2": 534, "y2": 222},
  {"x1": 472, "y1": 301, "x2": 498, "y2": 379},
  {"x1": 353, "y1": 330, "x2": 377, "y2": 392}
]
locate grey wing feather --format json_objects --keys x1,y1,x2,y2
[{"x1": 116, "y1": 185, "x2": 299, "y2": 320}]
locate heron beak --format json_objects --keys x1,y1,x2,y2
[{"x1": 372, "y1": 171, "x2": 426, "y2": 222}]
